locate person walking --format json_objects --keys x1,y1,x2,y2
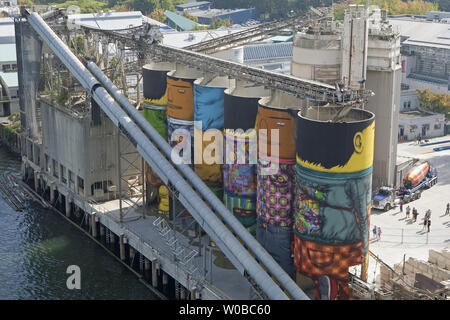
[
  {"x1": 406, "y1": 205, "x2": 411, "y2": 219},
  {"x1": 412, "y1": 207, "x2": 418, "y2": 222},
  {"x1": 400, "y1": 199, "x2": 403, "y2": 213},
  {"x1": 427, "y1": 219, "x2": 431, "y2": 233},
  {"x1": 445, "y1": 203, "x2": 449, "y2": 216},
  {"x1": 377, "y1": 226, "x2": 382, "y2": 240},
  {"x1": 425, "y1": 209, "x2": 431, "y2": 220},
  {"x1": 372, "y1": 225, "x2": 377, "y2": 240},
  {"x1": 422, "y1": 218, "x2": 428, "y2": 231}
]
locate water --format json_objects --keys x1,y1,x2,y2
[{"x1": 0, "y1": 146, "x2": 158, "y2": 299}]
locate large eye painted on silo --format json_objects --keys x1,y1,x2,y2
[{"x1": 353, "y1": 132, "x2": 363, "y2": 154}]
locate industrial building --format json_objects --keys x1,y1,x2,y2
[
  {"x1": 388, "y1": 14, "x2": 450, "y2": 143},
  {"x1": 164, "y1": 10, "x2": 199, "y2": 31},
  {"x1": 175, "y1": 1, "x2": 259, "y2": 25},
  {"x1": 188, "y1": 8, "x2": 259, "y2": 25},
  {"x1": 7, "y1": 5, "x2": 424, "y2": 301},
  {"x1": 0, "y1": 17, "x2": 18, "y2": 116},
  {"x1": 398, "y1": 109, "x2": 445, "y2": 141},
  {"x1": 291, "y1": 5, "x2": 401, "y2": 188},
  {"x1": 389, "y1": 15, "x2": 450, "y2": 94}
]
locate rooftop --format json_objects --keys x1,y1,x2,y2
[
  {"x1": 175, "y1": 1, "x2": 211, "y2": 10},
  {"x1": 0, "y1": 43, "x2": 16, "y2": 63},
  {"x1": 189, "y1": 7, "x2": 254, "y2": 19},
  {"x1": 244, "y1": 42, "x2": 293, "y2": 62},
  {"x1": 67, "y1": 11, "x2": 145, "y2": 30},
  {"x1": 0, "y1": 17, "x2": 15, "y2": 44},
  {"x1": 399, "y1": 109, "x2": 443, "y2": 119},
  {"x1": 388, "y1": 18, "x2": 450, "y2": 49},
  {"x1": 162, "y1": 27, "x2": 247, "y2": 48},
  {"x1": 0, "y1": 71, "x2": 18, "y2": 88},
  {"x1": 164, "y1": 10, "x2": 198, "y2": 31}
]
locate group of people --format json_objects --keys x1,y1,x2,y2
[
  {"x1": 400, "y1": 200, "x2": 440, "y2": 232},
  {"x1": 372, "y1": 225, "x2": 382, "y2": 240}
]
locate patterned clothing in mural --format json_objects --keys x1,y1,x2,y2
[
  {"x1": 294, "y1": 165, "x2": 372, "y2": 255},
  {"x1": 257, "y1": 158, "x2": 296, "y2": 227}
]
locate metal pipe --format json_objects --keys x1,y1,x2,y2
[
  {"x1": 25, "y1": 11, "x2": 294, "y2": 300},
  {"x1": 86, "y1": 61, "x2": 309, "y2": 300}
]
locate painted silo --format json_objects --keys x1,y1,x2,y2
[
  {"x1": 143, "y1": 62, "x2": 174, "y2": 140},
  {"x1": 224, "y1": 80, "x2": 269, "y2": 131},
  {"x1": 223, "y1": 80, "x2": 269, "y2": 235},
  {"x1": 167, "y1": 116, "x2": 195, "y2": 168},
  {"x1": 223, "y1": 129, "x2": 258, "y2": 232},
  {"x1": 142, "y1": 62, "x2": 174, "y2": 205},
  {"x1": 294, "y1": 106, "x2": 375, "y2": 299},
  {"x1": 166, "y1": 64, "x2": 203, "y2": 121},
  {"x1": 256, "y1": 91, "x2": 305, "y2": 159},
  {"x1": 255, "y1": 91, "x2": 305, "y2": 278},
  {"x1": 193, "y1": 76, "x2": 231, "y2": 190}
]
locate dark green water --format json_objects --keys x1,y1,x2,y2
[{"x1": 0, "y1": 146, "x2": 158, "y2": 300}]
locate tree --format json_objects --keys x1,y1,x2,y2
[
  {"x1": 417, "y1": 89, "x2": 450, "y2": 119},
  {"x1": 149, "y1": 8, "x2": 166, "y2": 22},
  {"x1": 182, "y1": 11, "x2": 198, "y2": 22},
  {"x1": 53, "y1": 0, "x2": 108, "y2": 13},
  {"x1": 129, "y1": 0, "x2": 160, "y2": 14},
  {"x1": 208, "y1": 17, "x2": 231, "y2": 29}
]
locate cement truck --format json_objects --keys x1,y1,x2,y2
[{"x1": 372, "y1": 161, "x2": 438, "y2": 211}]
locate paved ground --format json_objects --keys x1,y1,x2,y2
[{"x1": 362, "y1": 135, "x2": 450, "y2": 284}]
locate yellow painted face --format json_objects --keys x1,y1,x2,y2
[
  {"x1": 145, "y1": 88, "x2": 168, "y2": 106},
  {"x1": 297, "y1": 121, "x2": 375, "y2": 173}
]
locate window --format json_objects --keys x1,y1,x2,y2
[
  {"x1": 45, "y1": 154, "x2": 50, "y2": 173},
  {"x1": 407, "y1": 101, "x2": 411, "y2": 109},
  {"x1": 2, "y1": 64, "x2": 11, "y2": 72},
  {"x1": 77, "y1": 176, "x2": 84, "y2": 195},
  {"x1": 60, "y1": 165, "x2": 67, "y2": 184},
  {"x1": 52, "y1": 159, "x2": 58, "y2": 178},
  {"x1": 434, "y1": 124, "x2": 441, "y2": 130},
  {"x1": 68, "y1": 170, "x2": 75, "y2": 190}
]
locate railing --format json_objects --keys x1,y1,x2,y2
[{"x1": 369, "y1": 226, "x2": 449, "y2": 245}]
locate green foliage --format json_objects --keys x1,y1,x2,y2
[
  {"x1": 192, "y1": 24, "x2": 207, "y2": 30},
  {"x1": 208, "y1": 17, "x2": 231, "y2": 29},
  {"x1": 417, "y1": 89, "x2": 450, "y2": 119},
  {"x1": 70, "y1": 35, "x2": 85, "y2": 55},
  {"x1": 182, "y1": 10, "x2": 198, "y2": 22},
  {"x1": 149, "y1": 8, "x2": 167, "y2": 22},
  {"x1": 52, "y1": 0, "x2": 108, "y2": 13},
  {"x1": 0, "y1": 124, "x2": 18, "y2": 144},
  {"x1": 18, "y1": 0, "x2": 36, "y2": 5},
  {"x1": 56, "y1": 88, "x2": 69, "y2": 106},
  {"x1": 7, "y1": 113, "x2": 20, "y2": 123}
]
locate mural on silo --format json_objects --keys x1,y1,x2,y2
[
  {"x1": 167, "y1": 75, "x2": 195, "y2": 121},
  {"x1": 142, "y1": 64, "x2": 172, "y2": 206},
  {"x1": 294, "y1": 107, "x2": 375, "y2": 300}
]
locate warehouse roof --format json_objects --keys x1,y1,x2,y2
[
  {"x1": 162, "y1": 27, "x2": 246, "y2": 48},
  {"x1": 0, "y1": 71, "x2": 18, "y2": 88},
  {"x1": 244, "y1": 42, "x2": 292, "y2": 62},
  {"x1": 175, "y1": 1, "x2": 211, "y2": 10},
  {"x1": 389, "y1": 18, "x2": 450, "y2": 49},
  {"x1": 164, "y1": 10, "x2": 197, "y2": 31},
  {"x1": 0, "y1": 17, "x2": 15, "y2": 44},
  {"x1": 0, "y1": 43, "x2": 16, "y2": 63},
  {"x1": 67, "y1": 11, "x2": 144, "y2": 30}
]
